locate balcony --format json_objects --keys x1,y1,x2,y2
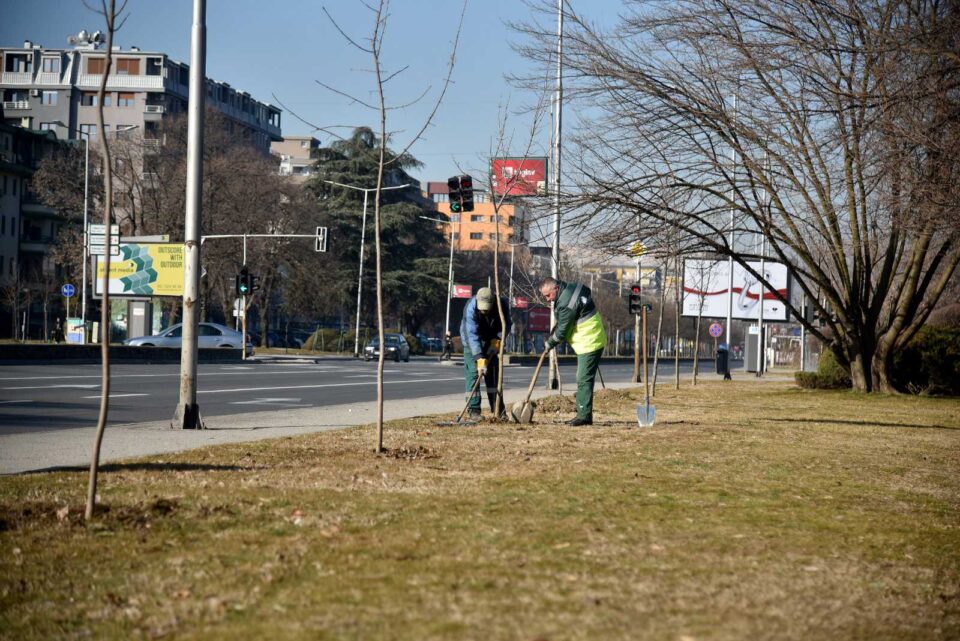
[
  {"x1": 1, "y1": 71, "x2": 33, "y2": 85},
  {"x1": 144, "y1": 104, "x2": 165, "y2": 113},
  {"x1": 2, "y1": 100, "x2": 30, "y2": 110},
  {"x1": 35, "y1": 72, "x2": 62, "y2": 85},
  {"x1": 77, "y1": 73, "x2": 164, "y2": 90}
]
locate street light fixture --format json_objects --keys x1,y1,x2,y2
[
  {"x1": 323, "y1": 180, "x2": 409, "y2": 358},
  {"x1": 419, "y1": 215, "x2": 456, "y2": 339}
]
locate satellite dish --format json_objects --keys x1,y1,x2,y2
[
  {"x1": 67, "y1": 35, "x2": 79, "y2": 45},
  {"x1": 78, "y1": 30, "x2": 88, "y2": 41},
  {"x1": 91, "y1": 31, "x2": 103, "y2": 44}
]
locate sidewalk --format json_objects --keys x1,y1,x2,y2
[{"x1": 1, "y1": 367, "x2": 796, "y2": 475}]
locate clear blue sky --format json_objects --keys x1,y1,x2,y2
[{"x1": 3, "y1": 0, "x2": 621, "y2": 187}]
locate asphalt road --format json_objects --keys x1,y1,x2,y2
[{"x1": 0, "y1": 356, "x2": 731, "y2": 435}]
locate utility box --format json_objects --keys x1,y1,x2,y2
[
  {"x1": 127, "y1": 300, "x2": 153, "y2": 339},
  {"x1": 744, "y1": 325, "x2": 765, "y2": 373}
]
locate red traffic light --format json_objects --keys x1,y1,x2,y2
[
  {"x1": 630, "y1": 284, "x2": 641, "y2": 295},
  {"x1": 459, "y1": 175, "x2": 473, "y2": 190}
]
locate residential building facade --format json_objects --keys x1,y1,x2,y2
[
  {"x1": 425, "y1": 180, "x2": 527, "y2": 252},
  {"x1": 1, "y1": 36, "x2": 282, "y2": 152},
  {"x1": 271, "y1": 135, "x2": 320, "y2": 179}
]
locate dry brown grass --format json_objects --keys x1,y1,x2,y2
[{"x1": 2, "y1": 381, "x2": 959, "y2": 640}]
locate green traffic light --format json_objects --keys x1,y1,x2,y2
[{"x1": 450, "y1": 201, "x2": 462, "y2": 214}]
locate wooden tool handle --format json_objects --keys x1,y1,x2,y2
[{"x1": 523, "y1": 350, "x2": 549, "y2": 404}]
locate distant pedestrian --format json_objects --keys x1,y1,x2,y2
[
  {"x1": 539, "y1": 277, "x2": 607, "y2": 426},
  {"x1": 439, "y1": 331, "x2": 454, "y2": 362},
  {"x1": 54, "y1": 318, "x2": 65, "y2": 344},
  {"x1": 460, "y1": 287, "x2": 512, "y2": 419}
]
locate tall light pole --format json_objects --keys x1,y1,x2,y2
[
  {"x1": 173, "y1": 0, "x2": 207, "y2": 430},
  {"x1": 420, "y1": 215, "x2": 456, "y2": 337},
  {"x1": 324, "y1": 180, "x2": 408, "y2": 357},
  {"x1": 548, "y1": 0, "x2": 564, "y2": 389}
]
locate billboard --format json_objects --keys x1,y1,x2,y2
[
  {"x1": 452, "y1": 284, "x2": 473, "y2": 299},
  {"x1": 491, "y1": 157, "x2": 548, "y2": 196},
  {"x1": 95, "y1": 243, "x2": 184, "y2": 297},
  {"x1": 681, "y1": 258, "x2": 790, "y2": 321},
  {"x1": 527, "y1": 307, "x2": 552, "y2": 332}
]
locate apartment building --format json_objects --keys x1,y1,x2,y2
[
  {"x1": 271, "y1": 135, "x2": 320, "y2": 179},
  {"x1": 1, "y1": 35, "x2": 281, "y2": 153},
  {"x1": 425, "y1": 180, "x2": 527, "y2": 252}
]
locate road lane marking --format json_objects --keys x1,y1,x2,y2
[
  {"x1": 2, "y1": 384, "x2": 99, "y2": 390},
  {"x1": 81, "y1": 393, "x2": 149, "y2": 399},
  {"x1": 230, "y1": 397, "x2": 308, "y2": 407},
  {"x1": 199, "y1": 377, "x2": 463, "y2": 394},
  {"x1": 0, "y1": 399, "x2": 32, "y2": 405},
  {"x1": 0, "y1": 370, "x2": 334, "y2": 383}
]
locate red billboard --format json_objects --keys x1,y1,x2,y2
[
  {"x1": 527, "y1": 306, "x2": 552, "y2": 333},
  {"x1": 452, "y1": 284, "x2": 473, "y2": 299},
  {"x1": 491, "y1": 157, "x2": 548, "y2": 196},
  {"x1": 512, "y1": 296, "x2": 530, "y2": 309}
]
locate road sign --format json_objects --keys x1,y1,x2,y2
[
  {"x1": 88, "y1": 243, "x2": 121, "y2": 257},
  {"x1": 709, "y1": 322, "x2": 724, "y2": 338},
  {"x1": 629, "y1": 242, "x2": 646, "y2": 257},
  {"x1": 61, "y1": 283, "x2": 75, "y2": 297},
  {"x1": 88, "y1": 224, "x2": 120, "y2": 235},
  {"x1": 452, "y1": 284, "x2": 472, "y2": 299},
  {"x1": 315, "y1": 226, "x2": 328, "y2": 252}
]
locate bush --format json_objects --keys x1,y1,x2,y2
[
  {"x1": 404, "y1": 334, "x2": 423, "y2": 355},
  {"x1": 892, "y1": 326, "x2": 960, "y2": 396},
  {"x1": 794, "y1": 349, "x2": 851, "y2": 389}
]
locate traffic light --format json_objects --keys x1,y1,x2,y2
[
  {"x1": 447, "y1": 175, "x2": 463, "y2": 214},
  {"x1": 447, "y1": 174, "x2": 475, "y2": 213},
  {"x1": 628, "y1": 283, "x2": 642, "y2": 314},
  {"x1": 250, "y1": 275, "x2": 261, "y2": 292},
  {"x1": 236, "y1": 265, "x2": 250, "y2": 295},
  {"x1": 459, "y1": 174, "x2": 474, "y2": 212}
]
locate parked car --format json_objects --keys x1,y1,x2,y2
[
  {"x1": 364, "y1": 333, "x2": 411, "y2": 362},
  {"x1": 124, "y1": 322, "x2": 253, "y2": 355}
]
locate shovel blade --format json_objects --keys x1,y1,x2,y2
[{"x1": 636, "y1": 402, "x2": 656, "y2": 427}]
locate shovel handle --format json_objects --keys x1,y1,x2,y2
[
  {"x1": 455, "y1": 372, "x2": 484, "y2": 423},
  {"x1": 522, "y1": 350, "x2": 550, "y2": 405}
]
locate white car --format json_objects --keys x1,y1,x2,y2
[{"x1": 124, "y1": 322, "x2": 253, "y2": 355}]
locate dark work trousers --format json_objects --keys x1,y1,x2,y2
[
  {"x1": 463, "y1": 346, "x2": 502, "y2": 415},
  {"x1": 575, "y1": 348, "x2": 604, "y2": 420}
]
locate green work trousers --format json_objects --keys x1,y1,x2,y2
[
  {"x1": 575, "y1": 348, "x2": 604, "y2": 420},
  {"x1": 463, "y1": 346, "x2": 502, "y2": 414}
]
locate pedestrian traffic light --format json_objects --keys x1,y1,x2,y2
[
  {"x1": 236, "y1": 265, "x2": 250, "y2": 295},
  {"x1": 628, "y1": 283, "x2": 642, "y2": 314},
  {"x1": 447, "y1": 175, "x2": 463, "y2": 214},
  {"x1": 459, "y1": 174, "x2": 474, "y2": 212},
  {"x1": 250, "y1": 275, "x2": 261, "y2": 292}
]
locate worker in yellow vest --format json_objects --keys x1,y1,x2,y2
[{"x1": 539, "y1": 277, "x2": 607, "y2": 426}]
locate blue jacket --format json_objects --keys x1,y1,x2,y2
[{"x1": 459, "y1": 295, "x2": 512, "y2": 356}]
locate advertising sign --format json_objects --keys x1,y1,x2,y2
[
  {"x1": 681, "y1": 259, "x2": 790, "y2": 321},
  {"x1": 512, "y1": 296, "x2": 530, "y2": 309},
  {"x1": 95, "y1": 243, "x2": 184, "y2": 297},
  {"x1": 452, "y1": 284, "x2": 473, "y2": 299},
  {"x1": 527, "y1": 307, "x2": 552, "y2": 333},
  {"x1": 491, "y1": 157, "x2": 548, "y2": 196}
]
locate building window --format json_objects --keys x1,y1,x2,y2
[
  {"x1": 470, "y1": 215, "x2": 483, "y2": 222},
  {"x1": 488, "y1": 233, "x2": 497, "y2": 240},
  {"x1": 509, "y1": 216, "x2": 516, "y2": 226},
  {"x1": 115, "y1": 58, "x2": 140, "y2": 75},
  {"x1": 5, "y1": 54, "x2": 31, "y2": 72},
  {"x1": 39, "y1": 122, "x2": 57, "y2": 131},
  {"x1": 470, "y1": 232, "x2": 482, "y2": 240},
  {"x1": 42, "y1": 57, "x2": 60, "y2": 73},
  {"x1": 117, "y1": 92, "x2": 135, "y2": 107},
  {"x1": 81, "y1": 92, "x2": 99, "y2": 107},
  {"x1": 146, "y1": 58, "x2": 162, "y2": 76},
  {"x1": 86, "y1": 57, "x2": 105, "y2": 74},
  {"x1": 80, "y1": 124, "x2": 97, "y2": 140},
  {"x1": 452, "y1": 232, "x2": 459, "y2": 239},
  {"x1": 449, "y1": 214, "x2": 460, "y2": 222},
  {"x1": 41, "y1": 91, "x2": 57, "y2": 106}
]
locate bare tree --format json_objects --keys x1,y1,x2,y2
[
  {"x1": 322, "y1": 0, "x2": 465, "y2": 450},
  {"x1": 515, "y1": 0, "x2": 960, "y2": 392},
  {"x1": 85, "y1": 0, "x2": 127, "y2": 521}
]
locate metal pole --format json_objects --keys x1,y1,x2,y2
[
  {"x1": 757, "y1": 235, "x2": 765, "y2": 376},
  {"x1": 633, "y1": 258, "x2": 641, "y2": 382},
  {"x1": 80, "y1": 135, "x2": 89, "y2": 341},
  {"x1": 354, "y1": 189, "x2": 368, "y2": 358},
  {"x1": 548, "y1": 0, "x2": 563, "y2": 389},
  {"x1": 725, "y1": 93, "x2": 737, "y2": 361},
  {"x1": 444, "y1": 227, "x2": 454, "y2": 336},
  {"x1": 800, "y1": 292, "x2": 806, "y2": 371},
  {"x1": 241, "y1": 234, "x2": 247, "y2": 362},
  {"x1": 173, "y1": 0, "x2": 206, "y2": 429},
  {"x1": 508, "y1": 244, "x2": 515, "y2": 351}
]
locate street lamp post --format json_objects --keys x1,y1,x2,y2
[
  {"x1": 420, "y1": 216, "x2": 456, "y2": 337},
  {"x1": 324, "y1": 180, "x2": 409, "y2": 357}
]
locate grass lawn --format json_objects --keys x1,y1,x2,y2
[{"x1": 2, "y1": 381, "x2": 958, "y2": 640}]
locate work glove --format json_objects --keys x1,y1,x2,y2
[
  {"x1": 486, "y1": 338, "x2": 501, "y2": 359},
  {"x1": 544, "y1": 337, "x2": 559, "y2": 352},
  {"x1": 476, "y1": 358, "x2": 488, "y2": 376}
]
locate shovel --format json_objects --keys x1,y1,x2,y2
[
  {"x1": 436, "y1": 374, "x2": 483, "y2": 426},
  {"x1": 637, "y1": 306, "x2": 656, "y2": 427},
  {"x1": 510, "y1": 349, "x2": 549, "y2": 423}
]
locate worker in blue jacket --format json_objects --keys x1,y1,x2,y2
[{"x1": 460, "y1": 287, "x2": 512, "y2": 419}]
